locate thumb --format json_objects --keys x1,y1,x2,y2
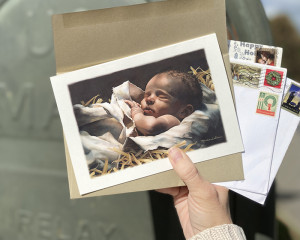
[
  {"x1": 124, "y1": 100, "x2": 134, "y2": 108},
  {"x1": 168, "y1": 147, "x2": 212, "y2": 194}
]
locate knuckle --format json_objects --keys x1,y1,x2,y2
[{"x1": 181, "y1": 167, "x2": 199, "y2": 184}]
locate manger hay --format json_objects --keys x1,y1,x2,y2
[
  {"x1": 189, "y1": 66, "x2": 214, "y2": 91},
  {"x1": 89, "y1": 141, "x2": 196, "y2": 177}
]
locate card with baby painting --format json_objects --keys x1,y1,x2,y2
[{"x1": 51, "y1": 34, "x2": 244, "y2": 195}]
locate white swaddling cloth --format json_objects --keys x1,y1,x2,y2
[{"x1": 74, "y1": 81, "x2": 223, "y2": 168}]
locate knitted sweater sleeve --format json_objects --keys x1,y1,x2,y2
[{"x1": 188, "y1": 224, "x2": 246, "y2": 240}]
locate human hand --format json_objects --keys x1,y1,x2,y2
[
  {"x1": 157, "y1": 147, "x2": 232, "y2": 239},
  {"x1": 124, "y1": 100, "x2": 143, "y2": 117},
  {"x1": 129, "y1": 82, "x2": 145, "y2": 103}
]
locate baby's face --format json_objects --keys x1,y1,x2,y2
[{"x1": 141, "y1": 74, "x2": 183, "y2": 118}]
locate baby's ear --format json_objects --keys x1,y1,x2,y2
[{"x1": 179, "y1": 104, "x2": 194, "y2": 119}]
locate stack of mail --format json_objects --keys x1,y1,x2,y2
[{"x1": 219, "y1": 40, "x2": 300, "y2": 204}]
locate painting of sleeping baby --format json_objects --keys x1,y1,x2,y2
[
  {"x1": 69, "y1": 51, "x2": 226, "y2": 177},
  {"x1": 124, "y1": 70, "x2": 202, "y2": 136}
]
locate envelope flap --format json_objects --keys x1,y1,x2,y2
[{"x1": 52, "y1": 0, "x2": 228, "y2": 73}]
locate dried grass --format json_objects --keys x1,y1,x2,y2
[
  {"x1": 89, "y1": 141, "x2": 196, "y2": 177},
  {"x1": 81, "y1": 94, "x2": 103, "y2": 107},
  {"x1": 189, "y1": 66, "x2": 214, "y2": 91}
]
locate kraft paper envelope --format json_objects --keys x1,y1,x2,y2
[{"x1": 52, "y1": 0, "x2": 244, "y2": 198}]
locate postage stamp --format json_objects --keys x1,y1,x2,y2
[
  {"x1": 282, "y1": 82, "x2": 300, "y2": 116},
  {"x1": 255, "y1": 48, "x2": 277, "y2": 66},
  {"x1": 263, "y1": 69, "x2": 284, "y2": 89},
  {"x1": 231, "y1": 63, "x2": 261, "y2": 88},
  {"x1": 256, "y1": 91, "x2": 279, "y2": 117}
]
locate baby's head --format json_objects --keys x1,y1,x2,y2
[{"x1": 141, "y1": 70, "x2": 202, "y2": 120}]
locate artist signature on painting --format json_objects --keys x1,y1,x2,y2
[{"x1": 200, "y1": 136, "x2": 223, "y2": 142}]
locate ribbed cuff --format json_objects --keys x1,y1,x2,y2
[{"x1": 189, "y1": 224, "x2": 246, "y2": 240}]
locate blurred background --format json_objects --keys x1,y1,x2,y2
[
  {"x1": 260, "y1": 1, "x2": 300, "y2": 239},
  {"x1": 261, "y1": 0, "x2": 300, "y2": 82},
  {"x1": 0, "y1": 0, "x2": 299, "y2": 240}
]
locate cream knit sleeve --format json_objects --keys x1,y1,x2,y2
[{"x1": 189, "y1": 224, "x2": 246, "y2": 240}]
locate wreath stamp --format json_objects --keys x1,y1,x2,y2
[
  {"x1": 263, "y1": 69, "x2": 283, "y2": 88},
  {"x1": 256, "y1": 91, "x2": 279, "y2": 117}
]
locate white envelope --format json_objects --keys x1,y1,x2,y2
[
  {"x1": 229, "y1": 78, "x2": 300, "y2": 204},
  {"x1": 219, "y1": 59, "x2": 287, "y2": 195}
]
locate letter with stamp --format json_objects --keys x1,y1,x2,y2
[
  {"x1": 230, "y1": 60, "x2": 287, "y2": 93},
  {"x1": 281, "y1": 82, "x2": 300, "y2": 116},
  {"x1": 256, "y1": 91, "x2": 279, "y2": 117},
  {"x1": 228, "y1": 40, "x2": 283, "y2": 67}
]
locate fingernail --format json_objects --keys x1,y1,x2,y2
[{"x1": 168, "y1": 147, "x2": 183, "y2": 163}]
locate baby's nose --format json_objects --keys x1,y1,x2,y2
[{"x1": 146, "y1": 95, "x2": 155, "y2": 105}]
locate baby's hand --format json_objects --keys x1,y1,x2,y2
[
  {"x1": 124, "y1": 100, "x2": 143, "y2": 117},
  {"x1": 129, "y1": 82, "x2": 144, "y2": 103}
]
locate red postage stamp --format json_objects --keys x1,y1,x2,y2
[{"x1": 263, "y1": 69, "x2": 284, "y2": 89}]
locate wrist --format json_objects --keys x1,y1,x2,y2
[
  {"x1": 132, "y1": 111, "x2": 144, "y2": 121},
  {"x1": 189, "y1": 224, "x2": 246, "y2": 240}
]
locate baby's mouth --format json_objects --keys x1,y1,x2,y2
[{"x1": 143, "y1": 107, "x2": 155, "y2": 115}]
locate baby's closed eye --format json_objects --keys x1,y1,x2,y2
[
  {"x1": 156, "y1": 90, "x2": 171, "y2": 99},
  {"x1": 158, "y1": 94, "x2": 169, "y2": 100}
]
